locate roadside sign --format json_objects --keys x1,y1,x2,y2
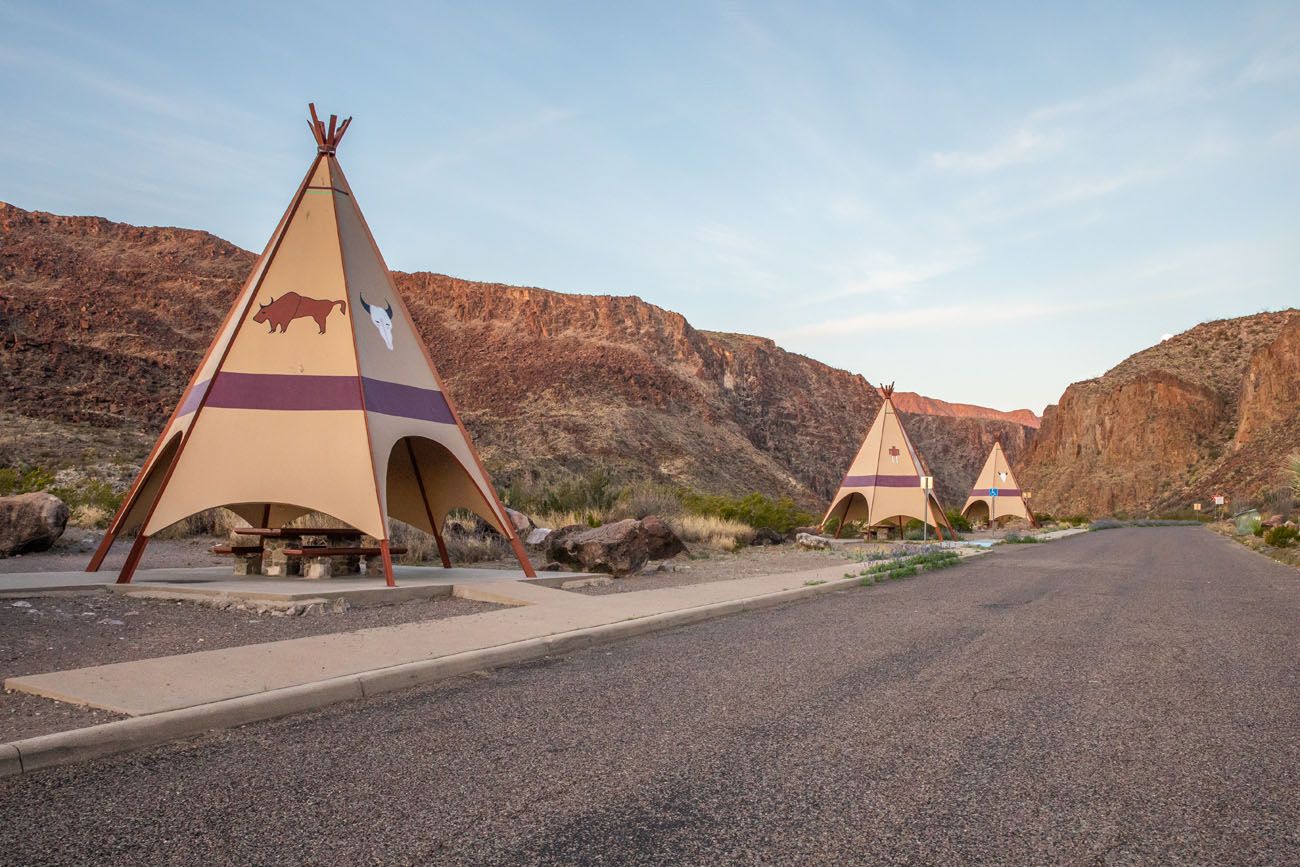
[
  {"x1": 920, "y1": 475, "x2": 934, "y2": 491},
  {"x1": 1214, "y1": 495, "x2": 1225, "y2": 506},
  {"x1": 1193, "y1": 503, "x2": 1202, "y2": 511},
  {"x1": 989, "y1": 488, "x2": 1000, "y2": 497}
]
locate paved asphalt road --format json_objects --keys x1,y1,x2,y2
[{"x1": 3, "y1": 528, "x2": 1299, "y2": 865}]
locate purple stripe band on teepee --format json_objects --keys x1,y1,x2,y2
[
  {"x1": 841, "y1": 474, "x2": 921, "y2": 488},
  {"x1": 206, "y1": 372, "x2": 362, "y2": 411},
  {"x1": 178, "y1": 373, "x2": 455, "y2": 422},
  {"x1": 178, "y1": 380, "x2": 209, "y2": 416},
  {"x1": 361, "y1": 378, "x2": 454, "y2": 424},
  {"x1": 972, "y1": 488, "x2": 1022, "y2": 497}
]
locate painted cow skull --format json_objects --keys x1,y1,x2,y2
[{"x1": 359, "y1": 296, "x2": 395, "y2": 350}]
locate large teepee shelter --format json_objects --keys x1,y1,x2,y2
[
  {"x1": 87, "y1": 105, "x2": 535, "y2": 586},
  {"x1": 961, "y1": 441, "x2": 1037, "y2": 528},
  {"x1": 820, "y1": 384, "x2": 956, "y2": 539}
]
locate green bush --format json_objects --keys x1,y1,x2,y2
[
  {"x1": 946, "y1": 510, "x2": 972, "y2": 533},
  {"x1": 1004, "y1": 531, "x2": 1041, "y2": 544},
  {"x1": 1264, "y1": 525, "x2": 1298, "y2": 548},
  {"x1": 681, "y1": 491, "x2": 815, "y2": 534},
  {"x1": 502, "y1": 468, "x2": 620, "y2": 517},
  {"x1": 0, "y1": 465, "x2": 57, "y2": 497}
]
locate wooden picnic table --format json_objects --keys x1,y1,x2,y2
[{"x1": 219, "y1": 527, "x2": 368, "y2": 578}]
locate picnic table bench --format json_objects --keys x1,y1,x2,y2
[{"x1": 210, "y1": 528, "x2": 403, "y2": 579}]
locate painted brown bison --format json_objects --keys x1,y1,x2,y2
[{"x1": 252, "y1": 292, "x2": 346, "y2": 334}]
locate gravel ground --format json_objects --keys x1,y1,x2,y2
[
  {"x1": 573, "y1": 545, "x2": 864, "y2": 596},
  {"x1": 0, "y1": 529, "x2": 226, "y2": 574},
  {"x1": 0, "y1": 593, "x2": 504, "y2": 742},
  {"x1": 3, "y1": 527, "x2": 1299, "y2": 864}
]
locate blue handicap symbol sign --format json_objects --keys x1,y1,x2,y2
[{"x1": 989, "y1": 488, "x2": 1000, "y2": 497}]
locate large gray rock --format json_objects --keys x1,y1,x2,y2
[
  {"x1": 544, "y1": 516, "x2": 686, "y2": 576},
  {"x1": 795, "y1": 532, "x2": 831, "y2": 550},
  {"x1": 503, "y1": 507, "x2": 535, "y2": 536},
  {"x1": 0, "y1": 492, "x2": 69, "y2": 557}
]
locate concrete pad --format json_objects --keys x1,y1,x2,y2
[
  {"x1": 0, "y1": 564, "x2": 596, "y2": 608},
  {"x1": 5, "y1": 563, "x2": 861, "y2": 716}
]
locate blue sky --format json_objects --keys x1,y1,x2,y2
[{"x1": 3, "y1": 1, "x2": 1298, "y2": 413}]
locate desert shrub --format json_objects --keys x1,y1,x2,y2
[
  {"x1": 946, "y1": 510, "x2": 972, "y2": 533},
  {"x1": 1289, "y1": 453, "x2": 1300, "y2": 499},
  {"x1": 1254, "y1": 523, "x2": 1266, "y2": 538},
  {"x1": 1061, "y1": 514, "x2": 1090, "y2": 527},
  {"x1": 1090, "y1": 519, "x2": 1123, "y2": 531},
  {"x1": 667, "y1": 514, "x2": 755, "y2": 550},
  {"x1": 1033, "y1": 512, "x2": 1054, "y2": 524},
  {"x1": 386, "y1": 520, "x2": 441, "y2": 564},
  {"x1": 50, "y1": 478, "x2": 123, "y2": 516},
  {"x1": 681, "y1": 491, "x2": 815, "y2": 533},
  {"x1": 611, "y1": 481, "x2": 683, "y2": 520},
  {"x1": 0, "y1": 465, "x2": 57, "y2": 496},
  {"x1": 1004, "y1": 531, "x2": 1041, "y2": 544},
  {"x1": 502, "y1": 469, "x2": 619, "y2": 518},
  {"x1": 1264, "y1": 525, "x2": 1299, "y2": 548}
]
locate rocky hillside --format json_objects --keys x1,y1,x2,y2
[
  {"x1": 892, "y1": 392, "x2": 1039, "y2": 428},
  {"x1": 0, "y1": 202, "x2": 1034, "y2": 511},
  {"x1": 1022, "y1": 310, "x2": 1300, "y2": 517}
]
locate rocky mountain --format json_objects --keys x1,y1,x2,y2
[
  {"x1": 1, "y1": 201, "x2": 1033, "y2": 512},
  {"x1": 892, "y1": 392, "x2": 1039, "y2": 428},
  {"x1": 1021, "y1": 310, "x2": 1300, "y2": 517}
]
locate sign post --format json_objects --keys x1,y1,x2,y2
[
  {"x1": 1213, "y1": 494, "x2": 1225, "y2": 521},
  {"x1": 989, "y1": 486, "x2": 999, "y2": 529},
  {"x1": 920, "y1": 475, "x2": 934, "y2": 542}
]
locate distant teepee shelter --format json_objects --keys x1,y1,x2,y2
[
  {"x1": 87, "y1": 105, "x2": 535, "y2": 586},
  {"x1": 821, "y1": 384, "x2": 956, "y2": 539},
  {"x1": 961, "y1": 441, "x2": 1037, "y2": 528}
]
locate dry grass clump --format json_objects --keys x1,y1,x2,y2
[
  {"x1": 610, "y1": 482, "x2": 683, "y2": 520},
  {"x1": 533, "y1": 510, "x2": 597, "y2": 530},
  {"x1": 68, "y1": 504, "x2": 111, "y2": 529},
  {"x1": 386, "y1": 520, "x2": 439, "y2": 564},
  {"x1": 667, "y1": 514, "x2": 755, "y2": 550},
  {"x1": 1289, "y1": 453, "x2": 1300, "y2": 499}
]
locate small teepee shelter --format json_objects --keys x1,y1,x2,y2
[
  {"x1": 87, "y1": 105, "x2": 535, "y2": 586},
  {"x1": 961, "y1": 441, "x2": 1037, "y2": 528},
  {"x1": 821, "y1": 384, "x2": 956, "y2": 539}
]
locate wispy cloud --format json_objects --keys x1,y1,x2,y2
[
  {"x1": 930, "y1": 128, "x2": 1062, "y2": 173},
  {"x1": 818, "y1": 247, "x2": 981, "y2": 300}
]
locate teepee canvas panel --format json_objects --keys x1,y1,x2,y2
[
  {"x1": 961, "y1": 441, "x2": 1036, "y2": 527},
  {"x1": 88, "y1": 106, "x2": 534, "y2": 585},
  {"x1": 821, "y1": 385, "x2": 955, "y2": 539}
]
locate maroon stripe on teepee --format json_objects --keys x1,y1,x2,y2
[
  {"x1": 971, "y1": 488, "x2": 1022, "y2": 497},
  {"x1": 842, "y1": 474, "x2": 921, "y2": 488},
  {"x1": 178, "y1": 381, "x2": 209, "y2": 416},
  {"x1": 205, "y1": 372, "x2": 362, "y2": 411},
  {"x1": 361, "y1": 378, "x2": 454, "y2": 424}
]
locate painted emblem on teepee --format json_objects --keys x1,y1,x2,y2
[
  {"x1": 360, "y1": 296, "x2": 395, "y2": 351},
  {"x1": 888, "y1": 446, "x2": 900, "y2": 464},
  {"x1": 998, "y1": 471, "x2": 1008, "y2": 482},
  {"x1": 252, "y1": 292, "x2": 346, "y2": 334}
]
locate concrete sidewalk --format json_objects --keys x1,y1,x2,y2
[{"x1": 6, "y1": 563, "x2": 865, "y2": 715}]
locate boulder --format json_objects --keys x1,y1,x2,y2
[
  {"x1": 1266, "y1": 514, "x2": 1285, "y2": 527},
  {"x1": 504, "y1": 507, "x2": 535, "y2": 536},
  {"x1": 795, "y1": 532, "x2": 831, "y2": 551},
  {"x1": 525, "y1": 527, "x2": 553, "y2": 547},
  {"x1": 0, "y1": 492, "x2": 69, "y2": 557},
  {"x1": 544, "y1": 517, "x2": 687, "y2": 576},
  {"x1": 751, "y1": 527, "x2": 785, "y2": 546},
  {"x1": 640, "y1": 515, "x2": 687, "y2": 560}
]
